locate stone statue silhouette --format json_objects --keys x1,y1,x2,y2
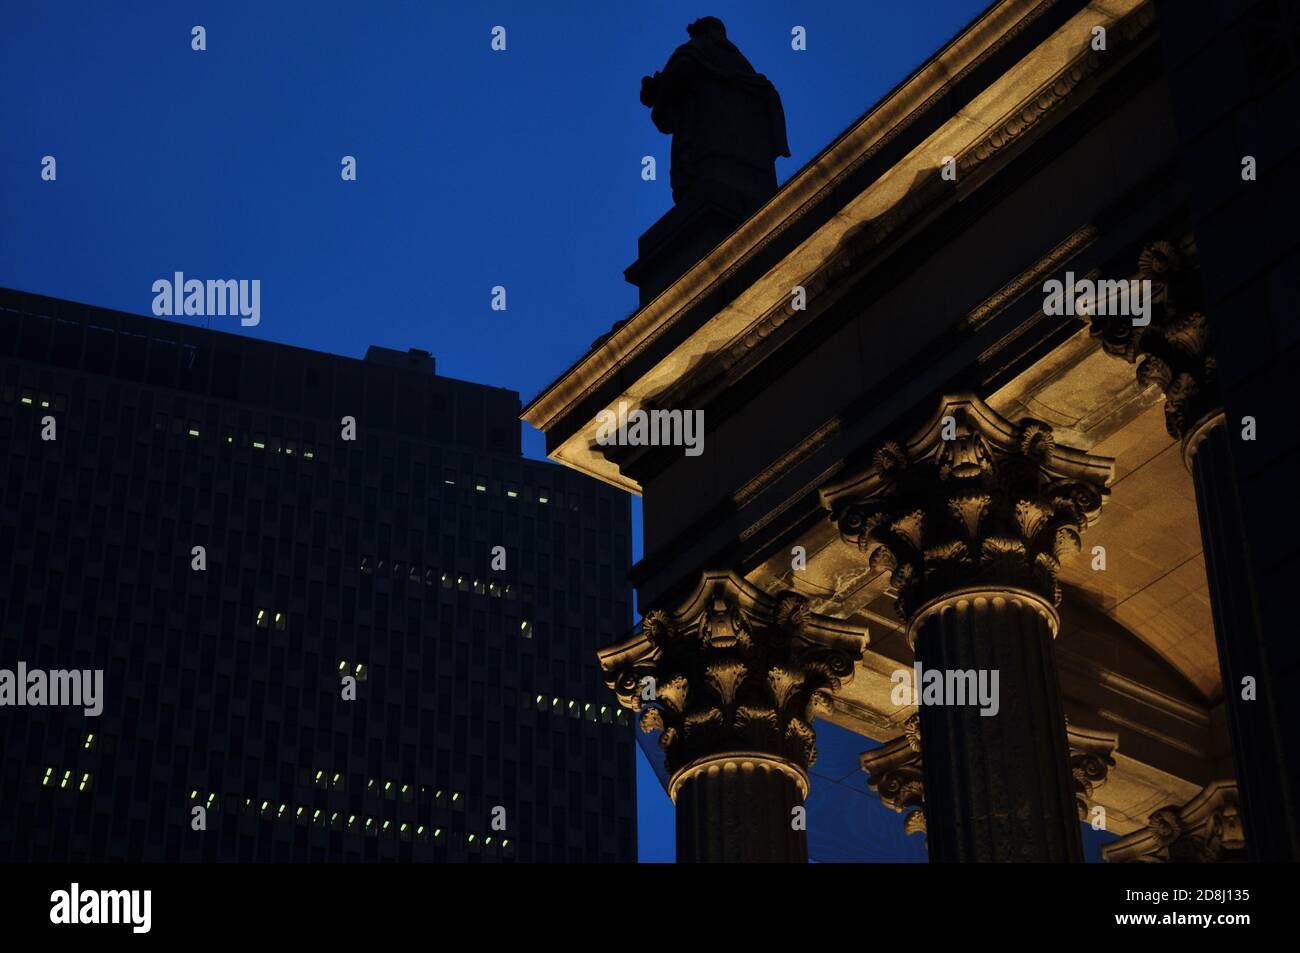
[{"x1": 640, "y1": 17, "x2": 791, "y2": 205}]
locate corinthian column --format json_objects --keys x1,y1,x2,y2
[
  {"x1": 598, "y1": 571, "x2": 868, "y2": 862},
  {"x1": 823, "y1": 395, "x2": 1113, "y2": 861},
  {"x1": 1091, "y1": 239, "x2": 1281, "y2": 859}
]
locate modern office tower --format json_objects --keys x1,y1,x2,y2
[{"x1": 0, "y1": 287, "x2": 637, "y2": 862}]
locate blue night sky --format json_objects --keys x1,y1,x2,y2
[{"x1": 2, "y1": 0, "x2": 995, "y2": 862}]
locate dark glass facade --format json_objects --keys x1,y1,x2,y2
[{"x1": 0, "y1": 287, "x2": 637, "y2": 862}]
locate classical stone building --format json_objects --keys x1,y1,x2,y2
[{"x1": 525, "y1": 0, "x2": 1298, "y2": 862}]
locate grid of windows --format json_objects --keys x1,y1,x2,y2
[{"x1": 0, "y1": 290, "x2": 637, "y2": 863}]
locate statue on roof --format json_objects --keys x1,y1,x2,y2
[{"x1": 640, "y1": 17, "x2": 791, "y2": 205}]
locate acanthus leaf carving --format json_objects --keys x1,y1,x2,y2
[
  {"x1": 597, "y1": 572, "x2": 869, "y2": 777},
  {"x1": 1091, "y1": 238, "x2": 1221, "y2": 440},
  {"x1": 823, "y1": 396, "x2": 1113, "y2": 621}
]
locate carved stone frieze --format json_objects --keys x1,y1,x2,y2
[
  {"x1": 597, "y1": 570, "x2": 869, "y2": 779},
  {"x1": 1102, "y1": 780, "x2": 1246, "y2": 863},
  {"x1": 821, "y1": 395, "x2": 1114, "y2": 624}
]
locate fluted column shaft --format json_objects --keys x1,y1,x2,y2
[
  {"x1": 910, "y1": 590, "x2": 1082, "y2": 862},
  {"x1": 1186, "y1": 414, "x2": 1292, "y2": 860},
  {"x1": 672, "y1": 754, "x2": 807, "y2": 863}
]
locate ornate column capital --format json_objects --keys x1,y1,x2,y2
[
  {"x1": 859, "y1": 714, "x2": 927, "y2": 838},
  {"x1": 820, "y1": 394, "x2": 1114, "y2": 623},
  {"x1": 1067, "y1": 723, "x2": 1120, "y2": 821},
  {"x1": 860, "y1": 717, "x2": 1118, "y2": 837},
  {"x1": 1102, "y1": 780, "x2": 1246, "y2": 863},
  {"x1": 1089, "y1": 237, "x2": 1222, "y2": 448},
  {"x1": 597, "y1": 570, "x2": 869, "y2": 785}
]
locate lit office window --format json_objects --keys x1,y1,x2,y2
[
  {"x1": 520, "y1": 620, "x2": 533, "y2": 639},
  {"x1": 84, "y1": 733, "x2": 95, "y2": 751},
  {"x1": 274, "y1": 611, "x2": 286, "y2": 631},
  {"x1": 255, "y1": 608, "x2": 268, "y2": 628},
  {"x1": 79, "y1": 773, "x2": 92, "y2": 793}
]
